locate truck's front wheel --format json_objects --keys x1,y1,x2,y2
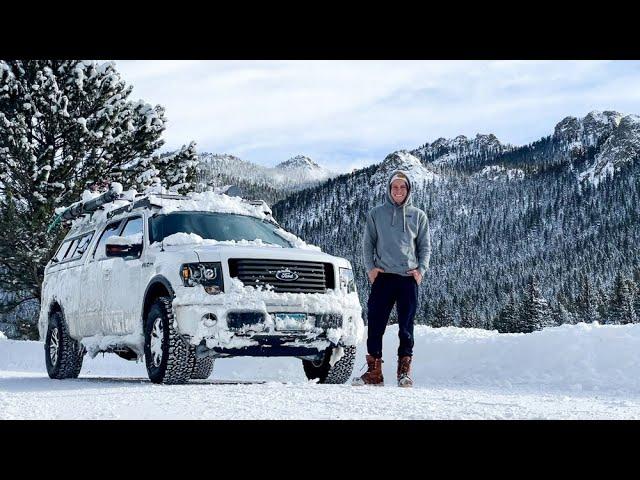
[
  {"x1": 302, "y1": 345, "x2": 356, "y2": 384},
  {"x1": 190, "y1": 349, "x2": 215, "y2": 380},
  {"x1": 144, "y1": 297, "x2": 193, "y2": 384},
  {"x1": 45, "y1": 310, "x2": 84, "y2": 379}
]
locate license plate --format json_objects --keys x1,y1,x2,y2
[{"x1": 273, "y1": 313, "x2": 309, "y2": 331}]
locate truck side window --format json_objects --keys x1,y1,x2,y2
[
  {"x1": 62, "y1": 238, "x2": 80, "y2": 261},
  {"x1": 93, "y1": 221, "x2": 122, "y2": 260},
  {"x1": 120, "y1": 217, "x2": 143, "y2": 243},
  {"x1": 119, "y1": 217, "x2": 144, "y2": 259},
  {"x1": 53, "y1": 240, "x2": 72, "y2": 262},
  {"x1": 73, "y1": 232, "x2": 94, "y2": 259}
]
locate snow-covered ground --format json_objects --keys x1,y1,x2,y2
[{"x1": 2, "y1": 323, "x2": 640, "y2": 419}]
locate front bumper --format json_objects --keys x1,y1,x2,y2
[
  {"x1": 175, "y1": 306, "x2": 344, "y2": 357},
  {"x1": 193, "y1": 333, "x2": 333, "y2": 359},
  {"x1": 171, "y1": 278, "x2": 364, "y2": 356}
]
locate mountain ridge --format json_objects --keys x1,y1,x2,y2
[{"x1": 271, "y1": 109, "x2": 640, "y2": 329}]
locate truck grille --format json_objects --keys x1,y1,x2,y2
[{"x1": 228, "y1": 259, "x2": 334, "y2": 293}]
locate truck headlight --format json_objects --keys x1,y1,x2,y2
[
  {"x1": 180, "y1": 262, "x2": 224, "y2": 294},
  {"x1": 339, "y1": 267, "x2": 356, "y2": 293}
]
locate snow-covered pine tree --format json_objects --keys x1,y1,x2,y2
[
  {"x1": 634, "y1": 269, "x2": 640, "y2": 323},
  {"x1": 555, "y1": 291, "x2": 577, "y2": 325},
  {"x1": 627, "y1": 278, "x2": 639, "y2": 324},
  {"x1": 609, "y1": 273, "x2": 636, "y2": 325},
  {"x1": 0, "y1": 60, "x2": 185, "y2": 313},
  {"x1": 432, "y1": 299, "x2": 455, "y2": 328},
  {"x1": 519, "y1": 277, "x2": 553, "y2": 332},
  {"x1": 459, "y1": 299, "x2": 482, "y2": 328},
  {"x1": 577, "y1": 274, "x2": 600, "y2": 324},
  {"x1": 551, "y1": 301, "x2": 571, "y2": 326},
  {"x1": 597, "y1": 286, "x2": 610, "y2": 324},
  {"x1": 151, "y1": 142, "x2": 198, "y2": 194},
  {"x1": 493, "y1": 292, "x2": 519, "y2": 333},
  {"x1": 120, "y1": 141, "x2": 198, "y2": 194}
]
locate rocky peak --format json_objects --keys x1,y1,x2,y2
[
  {"x1": 276, "y1": 155, "x2": 321, "y2": 170},
  {"x1": 474, "y1": 133, "x2": 501, "y2": 149},
  {"x1": 374, "y1": 150, "x2": 440, "y2": 185},
  {"x1": 200, "y1": 152, "x2": 244, "y2": 163},
  {"x1": 553, "y1": 116, "x2": 580, "y2": 141},
  {"x1": 553, "y1": 110, "x2": 623, "y2": 146},
  {"x1": 381, "y1": 150, "x2": 423, "y2": 170},
  {"x1": 579, "y1": 114, "x2": 640, "y2": 186},
  {"x1": 411, "y1": 133, "x2": 504, "y2": 167}
]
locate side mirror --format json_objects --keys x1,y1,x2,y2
[{"x1": 106, "y1": 235, "x2": 143, "y2": 258}]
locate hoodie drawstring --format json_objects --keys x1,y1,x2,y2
[
  {"x1": 390, "y1": 204, "x2": 406, "y2": 232},
  {"x1": 403, "y1": 204, "x2": 406, "y2": 232}
]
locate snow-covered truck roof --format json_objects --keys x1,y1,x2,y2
[{"x1": 52, "y1": 183, "x2": 276, "y2": 236}]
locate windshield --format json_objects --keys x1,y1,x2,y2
[{"x1": 149, "y1": 212, "x2": 292, "y2": 248}]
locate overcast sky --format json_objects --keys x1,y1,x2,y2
[{"x1": 114, "y1": 60, "x2": 640, "y2": 173}]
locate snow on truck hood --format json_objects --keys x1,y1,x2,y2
[
  {"x1": 154, "y1": 231, "x2": 321, "y2": 251},
  {"x1": 150, "y1": 233, "x2": 345, "y2": 265}
]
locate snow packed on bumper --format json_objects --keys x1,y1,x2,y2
[{"x1": 173, "y1": 278, "x2": 363, "y2": 351}]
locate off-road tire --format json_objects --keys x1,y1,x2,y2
[
  {"x1": 190, "y1": 351, "x2": 215, "y2": 380},
  {"x1": 144, "y1": 297, "x2": 193, "y2": 384},
  {"x1": 45, "y1": 310, "x2": 84, "y2": 379},
  {"x1": 302, "y1": 345, "x2": 356, "y2": 384}
]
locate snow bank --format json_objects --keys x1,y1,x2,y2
[
  {"x1": 4, "y1": 322, "x2": 640, "y2": 393},
  {"x1": 0, "y1": 331, "x2": 6, "y2": 340},
  {"x1": 402, "y1": 322, "x2": 640, "y2": 393}
]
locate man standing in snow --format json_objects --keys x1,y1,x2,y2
[{"x1": 353, "y1": 170, "x2": 431, "y2": 387}]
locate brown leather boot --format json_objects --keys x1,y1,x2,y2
[
  {"x1": 397, "y1": 356, "x2": 413, "y2": 388},
  {"x1": 352, "y1": 354, "x2": 384, "y2": 386}
]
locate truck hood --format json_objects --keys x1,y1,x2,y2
[
  {"x1": 149, "y1": 244, "x2": 352, "y2": 269},
  {"x1": 191, "y1": 244, "x2": 349, "y2": 267}
]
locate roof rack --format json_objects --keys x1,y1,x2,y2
[
  {"x1": 47, "y1": 183, "x2": 125, "y2": 233},
  {"x1": 48, "y1": 184, "x2": 278, "y2": 233},
  {"x1": 59, "y1": 184, "x2": 123, "y2": 221}
]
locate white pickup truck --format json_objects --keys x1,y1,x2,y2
[{"x1": 39, "y1": 187, "x2": 363, "y2": 384}]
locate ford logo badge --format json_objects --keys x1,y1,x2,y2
[{"x1": 275, "y1": 268, "x2": 299, "y2": 281}]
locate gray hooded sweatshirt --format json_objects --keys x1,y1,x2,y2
[{"x1": 362, "y1": 170, "x2": 431, "y2": 277}]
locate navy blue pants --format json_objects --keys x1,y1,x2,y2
[{"x1": 366, "y1": 273, "x2": 418, "y2": 359}]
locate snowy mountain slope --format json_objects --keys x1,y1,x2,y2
[
  {"x1": 473, "y1": 165, "x2": 525, "y2": 181},
  {"x1": 3, "y1": 323, "x2": 640, "y2": 419},
  {"x1": 197, "y1": 153, "x2": 335, "y2": 192},
  {"x1": 553, "y1": 110, "x2": 623, "y2": 149},
  {"x1": 275, "y1": 155, "x2": 333, "y2": 183},
  {"x1": 411, "y1": 133, "x2": 511, "y2": 168},
  {"x1": 273, "y1": 109, "x2": 640, "y2": 331},
  {"x1": 578, "y1": 114, "x2": 640, "y2": 186},
  {"x1": 372, "y1": 151, "x2": 441, "y2": 186}
]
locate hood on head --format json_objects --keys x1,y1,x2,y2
[{"x1": 387, "y1": 170, "x2": 412, "y2": 206}]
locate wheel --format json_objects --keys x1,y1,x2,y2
[
  {"x1": 144, "y1": 297, "x2": 193, "y2": 384},
  {"x1": 45, "y1": 310, "x2": 84, "y2": 379},
  {"x1": 190, "y1": 352, "x2": 215, "y2": 380},
  {"x1": 302, "y1": 345, "x2": 356, "y2": 384}
]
